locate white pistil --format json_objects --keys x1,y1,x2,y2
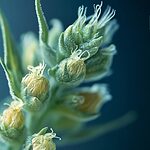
[
  {"x1": 89, "y1": 1, "x2": 103, "y2": 25},
  {"x1": 98, "y1": 6, "x2": 116, "y2": 28},
  {"x1": 27, "y1": 61, "x2": 46, "y2": 76},
  {"x1": 46, "y1": 128, "x2": 61, "y2": 140}
]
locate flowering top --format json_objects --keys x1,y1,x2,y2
[{"x1": 0, "y1": 0, "x2": 124, "y2": 150}]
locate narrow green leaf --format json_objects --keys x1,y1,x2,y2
[
  {"x1": 0, "y1": 10, "x2": 22, "y2": 97},
  {"x1": 35, "y1": 0, "x2": 49, "y2": 44},
  {"x1": 0, "y1": 58, "x2": 20, "y2": 99},
  {"x1": 37, "y1": 127, "x2": 48, "y2": 135},
  {"x1": 0, "y1": 10, "x2": 23, "y2": 82},
  {"x1": 35, "y1": 0, "x2": 57, "y2": 66},
  {"x1": 59, "y1": 111, "x2": 137, "y2": 146},
  {"x1": 53, "y1": 105, "x2": 99, "y2": 122}
]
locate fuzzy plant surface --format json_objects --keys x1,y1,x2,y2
[{"x1": 0, "y1": 0, "x2": 136, "y2": 150}]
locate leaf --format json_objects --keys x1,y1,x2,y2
[
  {"x1": 85, "y1": 44, "x2": 116, "y2": 82},
  {"x1": 35, "y1": 0, "x2": 49, "y2": 44},
  {"x1": 36, "y1": 127, "x2": 48, "y2": 135},
  {"x1": 0, "y1": 58, "x2": 20, "y2": 98},
  {"x1": 102, "y1": 19, "x2": 119, "y2": 46},
  {"x1": 35, "y1": 0, "x2": 56, "y2": 66},
  {"x1": 0, "y1": 10, "x2": 23, "y2": 87},
  {"x1": 53, "y1": 105, "x2": 99, "y2": 122},
  {"x1": 59, "y1": 111, "x2": 137, "y2": 146},
  {"x1": 57, "y1": 32, "x2": 67, "y2": 62}
]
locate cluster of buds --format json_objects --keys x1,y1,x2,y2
[
  {"x1": 0, "y1": 0, "x2": 125, "y2": 149},
  {"x1": 50, "y1": 1, "x2": 118, "y2": 86}
]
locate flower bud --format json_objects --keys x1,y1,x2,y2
[
  {"x1": 24, "y1": 127, "x2": 61, "y2": 150},
  {"x1": 76, "y1": 84, "x2": 111, "y2": 114},
  {"x1": 0, "y1": 100, "x2": 24, "y2": 138},
  {"x1": 32, "y1": 134, "x2": 55, "y2": 150},
  {"x1": 77, "y1": 92, "x2": 101, "y2": 114},
  {"x1": 64, "y1": 84, "x2": 111, "y2": 116},
  {"x1": 56, "y1": 49, "x2": 90, "y2": 86},
  {"x1": 22, "y1": 63, "x2": 49, "y2": 105},
  {"x1": 57, "y1": 2, "x2": 116, "y2": 62}
]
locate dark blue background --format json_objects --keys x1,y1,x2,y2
[{"x1": 0, "y1": 0, "x2": 149, "y2": 150}]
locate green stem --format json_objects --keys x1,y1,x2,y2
[
  {"x1": 7, "y1": 142, "x2": 20, "y2": 150},
  {"x1": 28, "y1": 84, "x2": 60, "y2": 133}
]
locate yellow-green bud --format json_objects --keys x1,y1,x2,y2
[
  {"x1": 56, "y1": 49, "x2": 90, "y2": 86},
  {"x1": 0, "y1": 100, "x2": 25, "y2": 139},
  {"x1": 22, "y1": 63, "x2": 49, "y2": 102},
  {"x1": 1, "y1": 101, "x2": 24, "y2": 130},
  {"x1": 32, "y1": 135, "x2": 55, "y2": 150},
  {"x1": 31, "y1": 128, "x2": 61, "y2": 150}
]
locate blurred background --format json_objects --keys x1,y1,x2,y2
[{"x1": 0, "y1": 0, "x2": 149, "y2": 150}]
